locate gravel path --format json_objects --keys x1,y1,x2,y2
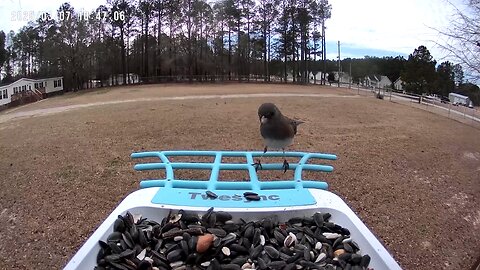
[{"x1": 0, "y1": 92, "x2": 358, "y2": 124}]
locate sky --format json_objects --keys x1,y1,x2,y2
[
  {"x1": 324, "y1": 0, "x2": 462, "y2": 61},
  {"x1": 0, "y1": 0, "x2": 464, "y2": 62}
]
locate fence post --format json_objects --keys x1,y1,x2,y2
[{"x1": 472, "y1": 108, "x2": 475, "y2": 124}]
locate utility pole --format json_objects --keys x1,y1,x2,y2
[
  {"x1": 322, "y1": 17, "x2": 326, "y2": 85},
  {"x1": 337, "y1": 41, "x2": 341, "y2": 88},
  {"x1": 349, "y1": 60, "x2": 352, "y2": 89}
]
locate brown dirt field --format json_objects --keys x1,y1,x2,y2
[{"x1": 0, "y1": 83, "x2": 479, "y2": 270}]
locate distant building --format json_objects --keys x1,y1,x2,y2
[
  {"x1": 448, "y1": 92, "x2": 471, "y2": 106},
  {"x1": 286, "y1": 72, "x2": 297, "y2": 82},
  {"x1": 363, "y1": 75, "x2": 377, "y2": 88},
  {"x1": 107, "y1": 73, "x2": 140, "y2": 86},
  {"x1": 285, "y1": 72, "x2": 310, "y2": 82},
  {"x1": 363, "y1": 75, "x2": 392, "y2": 89},
  {"x1": 0, "y1": 77, "x2": 64, "y2": 109},
  {"x1": 308, "y1": 71, "x2": 326, "y2": 83},
  {"x1": 394, "y1": 77, "x2": 404, "y2": 91},
  {"x1": 83, "y1": 73, "x2": 141, "y2": 89},
  {"x1": 377, "y1": 75, "x2": 392, "y2": 89},
  {"x1": 333, "y1": 71, "x2": 352, "y2": 84}
]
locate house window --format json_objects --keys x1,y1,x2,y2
[
  {"x1": 22, "y1": 85, "x2": 26, "y2": 92},
  {"x1": 39, "y1": 82, "x2": 43, "y2": 88},
  {"x1": 2, "y1": 90, "x2": 6, "y2": 99},
  {"x1": 29, "y1": 85, "x2": 31, "y2": 90},
  {"x1": 45, "y1": 81, "x2": 47, "y2": 87},
  {"x1": 54, "y1": 80, "x2": 57, "y2": 87},
  {"x1": 34, "y1": 83, "x2": 38, "y2": 88},
  {"x1": 58, "y1": 79, "x2": 62, "y2": 87}
]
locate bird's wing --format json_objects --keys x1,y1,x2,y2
[{"x1": 284, "y1": 116, "x2": 304, "y2": 135}]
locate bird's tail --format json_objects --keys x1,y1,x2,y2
[{"x1": 294, "y1": 120, "x2": 305, "y2": 126}]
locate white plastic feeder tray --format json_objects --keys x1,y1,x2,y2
[{"x1": 64, "y1": 150, "x2": 402, "y2": 270}]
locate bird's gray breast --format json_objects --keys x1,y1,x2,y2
[
  {"x1": 264, "y1": 138, "x2": 294, "y2": 149},
  {"x1": 260, "y1": 119, "x2": 295, "y2": 150}
]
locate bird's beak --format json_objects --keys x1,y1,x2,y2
[{"x1": 260, "y1": 116, "x2": 268, "y2": 124}]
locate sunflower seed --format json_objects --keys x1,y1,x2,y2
[
  {"x1": 264, "y1": 245, "x2": 279, "y2": 259},
  {"x1": 315, "y1": 252, "x2": 327, "y2": 263},
  {"x1": 205, "y1": 191, "x2": 218, "y2": 199},
  {"x1": 323, "y1": 232, "x2": 342, "y2": 239},
  {"x1": 96, "y1": 210, "x2": 371, "y2": 270},
  {"x1": 222, "y1": 246, "x2": 231, "y2": 256},
  {"x1": 244, "y1": 194, "x2": 261, "y2": 201},
  {"x1": 136, "y1": 248, "x2": 146, "y2": 260},
  {"x1": 284, "y1": 232, "x2": 297, "y2": 247}
]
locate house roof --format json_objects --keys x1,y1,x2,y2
[
  {"x1": 0, "y1": 77, "x2": 63, "y2": 89},
  {"x1": 365, "y1": 75, "x2": 379, "y2": 81},
  {"x1": 378, "y1": 75, "x2": 392, "y2": 83},
  {"x1": 366, "y1": 74, "x2": 392, "y2": 83}
]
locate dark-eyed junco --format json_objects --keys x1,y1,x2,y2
[{"x1": 253, "y1": 103, "x2": 304, "y2": 172}]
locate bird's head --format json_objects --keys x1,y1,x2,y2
[{"x1": 258, "y1": 103, "x2": 280, "y2": 124}]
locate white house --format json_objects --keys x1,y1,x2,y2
[
  {"x1": 377, "y1": 75, "x2": 392, "y2": 89},
  {"x1": 363, "y1": 75, "x2": 392, "y2": 89},
  {"x1": 363, "y1": 75, "x2": 378, "y2": 88},
  {"x1": 394, "y1": 77, "x2": 404, "y2": 91},
  {"x1": 308, "y1": 71, "x2": 326, "y2": 83},
  {"x1": 0, "y1": 77, "x2": 64, "y2": 108},
  {"x1": 0, "y1": 84, "x2": 9, "y2": 107}
]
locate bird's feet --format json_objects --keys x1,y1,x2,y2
[
  {"x1": 252, "y1": 160, "x2": 263, "y2": 172},
  {"x1": 282, "y1": 159, "x2": 289, "y2": 173}
]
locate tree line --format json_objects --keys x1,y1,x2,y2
[
  {"x1": 0, "y1": 1, "x2": 477, "y2": 104},
  {"x1": 329, "y1": 45, "x2": 479, "y2": 105},
  {"x1": 0, "y1": 0, "x2": 332, "y2": 90},
  {"x1": 398, "y1": 45, "x2": 478, "y2": 105}
]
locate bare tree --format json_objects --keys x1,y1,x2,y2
[
  {"x1": 310, "y1": 0, "x2": 331, "y2": 85},
  {"x1": 165, "y1": 0, "x2": 181, "y2": 77},
  {"x1": 139, "y1": 1, "x2": 153, "y2": 78},
  {"x1": 436, "y1": 0, "x2": 479, "y2": 81},
  {"x1": 257, "y1": 0, "x2": 279, "y2": 81},
  {"x1": 0, "y1": 31, "x2": 6, "y2": 78}
]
